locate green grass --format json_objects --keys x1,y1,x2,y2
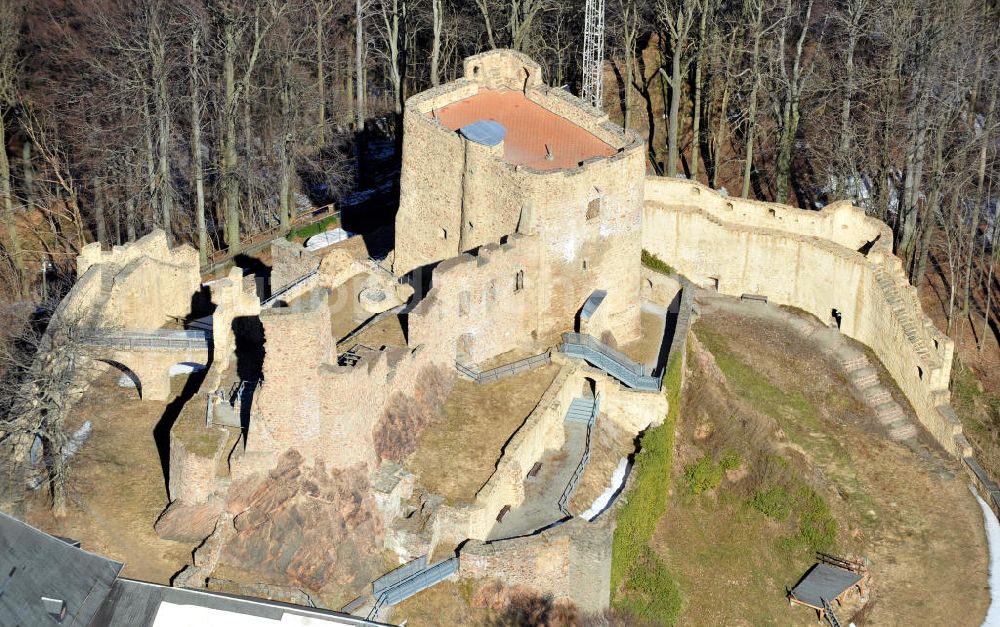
[
  {"x1": 748, "y1": 485, "x2": 793, "y2": 521},
  {"x1": 642, "y1": 249, "x2": 675, "y2": 275},
  {"x1": 610, "y1": 351, "x2": 684, "y2": 624},
  {"x1": 683, "y1": 454, "x2": 723, "y2": 496},
  {"x1": 290, "y1": 213, "x2": 340, "y2": 241}
]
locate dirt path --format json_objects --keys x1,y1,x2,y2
[{"x1": 655, "y1": 297, "x2": 989, "y2": 625}]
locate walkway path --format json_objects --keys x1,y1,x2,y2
[{"x1": 486, "y1": 420, "x2": 587, "y2": 541}]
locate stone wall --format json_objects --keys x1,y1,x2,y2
[
  {"x1": 430, "y1": 358, "x2": 666, "y2": 546},
  {"x1": 393, "y1": 48, "x2": 645, "y2": 345},
  {"x1": 642, "y1": 178, "x2": 964, "y2": 455},
  {"x1": 60, "y1": 229, "x2": 201, "y2": 332},
  {"x1": 459, "y1": 518, "x2": 612, "y2": 614}
]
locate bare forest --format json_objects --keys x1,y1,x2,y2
[{"x1": 0, "y1": 0, "x2": 996, "y2": 353}]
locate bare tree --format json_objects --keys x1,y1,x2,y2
[
  {"x1": 0, "y1": 1, "x2": 24, "y2": 294},
  {"x1": 657, "y1": 0, "x2": 700, "y2": 178}
]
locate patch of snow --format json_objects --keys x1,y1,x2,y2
[
  {"x1": 581, "y1": 457, "x2": 630, "y2": 521},
  {"x1": 170, "y1": 362, "x2": 207, "y2": 376},
  {"x1": 305, "y1": 227, "x2": 351, "y2": 251},
  {"x1": 971, "y1": 486, "x2": 1000, "y2": 626}
]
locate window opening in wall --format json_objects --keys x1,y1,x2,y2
[
  {"x1": 459, "y1": 291, "x2": 471, "y2": 317},
  {"x1": 709, "y1": 276, "x2": 719, "y2": 291},
  {"x1": 473, "y1": 65, "x2": 480, "y2": 76},
  {"x1": 768, "y1": 208, "x2": 776, "y2": 217},
  {"x1": 725, "y1": 202, "x2": 734, "y2": 211},
  {"x1": 587, "y1": 197, "x2": 601, "y2": 221},
  {"x1": 438, "y1": 227, "x2": 447, "y2": 240},
  {"x1": 515, "y1": 269, "x2": 524, "y2": 292},
  {"x1": 831, "y1": 308, "x2": 842, "y2": 329},
  {"x1": 582, "y1": 259, "x2": 589, "y2": 271},
  {"x1": 917, "y1": 366, "x2": 924, "y2": 380}
]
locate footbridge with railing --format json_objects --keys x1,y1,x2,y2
[
  {"x1": 455, "y1": 350, "x2": 551, "y2": 384},
  {"x1": 80, "y1": 328, "x2": 211, "y2": 401},
  {"x1": 366, "y1": 556, "x2": 459, "y2": 620},
  {"x1": 559, "y1": 333, "x2": 662, "y2": 392}
]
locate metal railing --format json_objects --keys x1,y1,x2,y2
[
  {"x1": 558, "y1": 396, "x2": 600, "y2": 516},
  {"x1": 367, "y1": 557, "x2": 459, "y2": 620},
  {"x1": 455, "y1": 351, "x2": 551, "y2": 384},
  {"x1": 82, "y1": 328, "x2": 210, "y2": 351},
  {"x1": 261, "y1": 269, "x2": 320, "y2": 308},
  {"x1": 560, "y1": 332, "x2": 661, "y2": 391}
]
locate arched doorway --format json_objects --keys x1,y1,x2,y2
[{"x1": 97, "y1": 359, "x2": 142, "y2": 400}]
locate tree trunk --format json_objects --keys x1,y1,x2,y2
[
  {"x1": 316, "y1": 4, "x2": 327, "y2": 146},
  {"x1": 190, "y1": 30, "x2": 208, "y2": 266},
  {"x1": 92, "y1": 177, "x2": 106, "y2": 246},
  {"x1": 222, "y1": 18, "x2": 240, "y2": 254},
  {"x1": 279, "y1": 59, "x2": 292, "y2": 233},
  {"x1": 689, "y1": 4, "x2": 708, "y2": 180},
  {"x1": 150, "y1": 19, "x2": 173, "y2": 245},
  {"x1": 430, "y1": 0, "x2": 442, "y2": 86},
  {"x1": 664, "y1": 28, "x2": 684, "y2": 178},
  {"x1": 355, "y1": 0, "x2": 366, "y2": 132},
  {"x1": 0, "y1": 112, "x2": 24, "y2": 291}
]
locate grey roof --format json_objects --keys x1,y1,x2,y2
[
  {"x1": 91, "y1": 579, "x2": 388, "y2": 626},
  {"x1": 459, "y1": 120, "x2": 507, "y2": 146},
  {"x1": 581, "y1": 289, "x2": 608, "y2": 321},
  {"x1": 790, "y1": 563, "x2": 863, "y2": 608},
  {"x1": 0, "y1": 511, "x2": 123, "y2": 627}
]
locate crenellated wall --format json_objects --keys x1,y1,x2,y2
[{"x1": 642, "y1": 178, "x2": 964, "y2": 455}]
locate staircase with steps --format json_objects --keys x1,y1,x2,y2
[
  {"x1": 564, "y1": 397, "x2": 598, "y2": 425},
  {"x1": 560, "y1": 333, "x2": 661, "y2": 392},
  {"x1": 849, "y1": 366, "x2": 878, "y2": 390},
  {"x1": 822, "y1": 599, "x2": 842, "y2": 627}
]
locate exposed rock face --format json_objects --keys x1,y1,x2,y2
[
  {"x1": 211, "y1": 450, "x2": 385, "y2": 602},
  {"x1": 154, "y1": 498, "x2": 224, "y2": 542}
]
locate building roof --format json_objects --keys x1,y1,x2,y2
[
  {"x1": 0, "y1": 511, "x2": 123, "y2": 626},
  {"x1": 0, "y1": 512, "x2": 386, "y2": 627},
  {"x1": 790, "y1": 562, "x2": 864, "y2": 609},
  {"x1": 433, "y1": 89, "x2": 615, "y2": 170},
  {"x1": 91, "y1": 579, "x2": 383, "y2": 626}
]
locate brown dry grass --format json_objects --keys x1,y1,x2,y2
[
  {"x1": 655, "y1": 305, "x2": 989, "y2": 625},
  {"x1": 618, "y1": 308, "x2": 667, "y2": 367},
  {"x1": 25, "y1": 370, "x2": 198, "y2": 583},
  {"x1": 374, "y1": 364, "x2": 454, "y2": 462},
  {"x1": 405, "y1": 363, "x2": 560, "y2": 503},
  {"x1": 342, "y1": 313, "x2": 406, "y2": 350}
]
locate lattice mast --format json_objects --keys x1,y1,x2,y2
[{"x1": 582, "y1": 0, "x2": 606, "y2": 110}]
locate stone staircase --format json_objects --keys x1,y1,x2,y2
[
  {"x1": 836, "y1": 345, "x2": 918, "y2": 442},
  {"x1": 872, "y1": 266, "x2": 933, "y2": 364}
]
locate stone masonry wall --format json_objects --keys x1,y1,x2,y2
[
  {"x1": 642, "y1": 178, "x2": 964, "y2": 455},
  {"x1": 459, "y1": 517, "x2": 613, "y2": 614},
  {"x1": 394, "y1": 49, "x2": 645, "y2": 345}
]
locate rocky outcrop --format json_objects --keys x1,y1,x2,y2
[
  {"x1": 154, "y1": 498, "x2": 224, "y2": 542},
  {"x1": 201, "y1": 450, "x2": 386, "y2": 603}
]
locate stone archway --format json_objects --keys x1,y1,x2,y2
[{"x1": 97, "y1": 359, "x2": 143, "y2": 400}]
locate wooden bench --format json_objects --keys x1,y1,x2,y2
[{"x1": 740, "y1": 293, "x2": 768, "y2": 304}]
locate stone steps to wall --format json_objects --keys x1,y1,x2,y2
[
  {"x1": 862, "y1": 386, "x2": 892, "y2": 408},
  {"x1": 875, "y1": 402, "x2": 905, "y2": 425},
  {"x1": 850, "y1": 366, "x2": 879, "y2": 390}
]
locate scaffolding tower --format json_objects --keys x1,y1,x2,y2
[{"x1": 582, "y1": 0, "x2": 606, "y2": 110}]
